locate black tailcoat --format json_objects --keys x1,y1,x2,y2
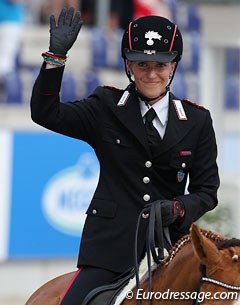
[{"x1": 31, "y1": 67, "x2": 220, "y2": 273}]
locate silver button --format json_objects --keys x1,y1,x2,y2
[
  {"x1": 143, "y1": 194, "x2": 150, "y2": 201},
  {"x1": 92, "y1": 209, "x2": 97, "y2": 215},
  {"x1": 143, "y1": 177, "x2": 150, "y2": 184},
  {"x1": 116, "y1": 139, "x2": 121, "y2": 144},
  {"x1": 182, "y1": 163, "x2": 186, "y2": 168},
  {"x1": 142, "y1": 212, "x2": 149, "y2": 219},
  {"x1": 145, "y1": 161, "x2": 152, "y2": 168}
]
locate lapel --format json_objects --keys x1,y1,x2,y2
[
  {"x1": 155, "y1": 93, "x2": 196, "y2": 155},
  {"x1": 107, "y1": 91, "x2": 196, "y2": 157},
  {"x1": 108, "y1": 92, "x2": 151, "y2": 155}
]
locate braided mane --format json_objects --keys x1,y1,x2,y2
[{"x1": 163, "y1": 229, "x2": 224, "y2": 267}]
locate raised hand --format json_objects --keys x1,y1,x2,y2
[{"x1": 49, "y1": 7, "x2": 83, "y2": 58}]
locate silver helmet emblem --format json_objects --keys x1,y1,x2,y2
[{"x1": 145, "y1": 31, "x2": 162, "y2": 46}]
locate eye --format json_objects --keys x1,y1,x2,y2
[
  {"x1": 156, "y1": 62, "x2": 168, "y2": 68},
  {"x1": 137, "y1": 61, "x2": 147, "y2": 68}
]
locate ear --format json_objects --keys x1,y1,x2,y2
[
  {"x1": 126, "y1": 60, "x2": 132, "y2": 73},
  {"x1": 191, "y1": 223, "x2": 220, "y2": 266},
  {"x1": 171, "y1": 61, "x2": 177, "y2": 72}
]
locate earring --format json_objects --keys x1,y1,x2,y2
[{"x1": 169, "y1": 73, "x2": 173, "y2": 79}]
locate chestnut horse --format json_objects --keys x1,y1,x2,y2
[{"x1": 25, "y1": 224, "x2": 240, "y2": 305}]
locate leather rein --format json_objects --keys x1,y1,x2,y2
[{"x1": 134, "y1": 201, "x2": 172, "y2": 305}]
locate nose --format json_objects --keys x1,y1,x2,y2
[{"x1": 147, "y1": 67, "x2": 158, "y2": 78}]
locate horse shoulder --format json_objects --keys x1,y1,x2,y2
[{"x1": 25, "y1": 271, "x2": 76, "y2": 305}]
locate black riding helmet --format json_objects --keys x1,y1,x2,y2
[
  {"x1": 121, "y1": 16, "x2": 183, "y2": 89},
  {"x1": 121, "y1": 15, "x2": 183, "y2": 63}
]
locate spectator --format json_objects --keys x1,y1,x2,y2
[
  {"x1": 50, "y1": 0, "x2": 80, "y2": 18},
  {"x1": 80, "y1": 0, "x2": 95, "y2": 26},
  {"x1": 0, "y1": 0, "x2": 24, "y2": 98},
  {"x1": 134, "y1": 0, "x2": 172, "y2": 20},
  {"x1": 39, "y1": 0, "x2": 80, "y2": 24},
  {"x1": 109, "y1": 0, "x2": 134, "y2": 31}
]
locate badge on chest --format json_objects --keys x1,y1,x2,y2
[{"x1": 176, "y1": 151, "x2": 192, "y2": 182}]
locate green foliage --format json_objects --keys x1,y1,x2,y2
[{"x1": 196, "y1": 204, "x2": 232, "y2": 237}]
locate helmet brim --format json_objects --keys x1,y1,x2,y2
[{"x1": 124, "y1": 49, "x2": 178, "y2": 63}]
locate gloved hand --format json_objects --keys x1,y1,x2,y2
[
  {"x1": 160, "y1": 200, "x2": 185, "y2": 227},
  {"x1": 49, "y1": 7, "x2": 83, "y2": 57}
]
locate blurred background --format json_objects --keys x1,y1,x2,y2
[{"x1": 0, "y1": 0, "x2": 240, "y2": 304}]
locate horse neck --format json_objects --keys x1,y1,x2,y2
[{"x1": 151, "y1": 242, "x2": 201, "y2": 293}]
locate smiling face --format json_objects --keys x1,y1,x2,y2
[{"x1": 127, "y1": 60, "x2": 176, "y2": 104}]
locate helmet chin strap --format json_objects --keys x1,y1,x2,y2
[{"x1": 135, "y1": 86, "x2": 169, "y2": 103}]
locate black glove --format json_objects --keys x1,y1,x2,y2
[
  {"x1": 160, "y1": 200, "x2": 185, "y2": 227},
  {"x1": 49, "y1": 7, "x2": 83, "y2": 57}
]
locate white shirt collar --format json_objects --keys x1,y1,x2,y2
[{"x1": 139, "y1": 92, "x2": 169, "y2": 126}]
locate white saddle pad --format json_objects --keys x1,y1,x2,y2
[{"x1": 114, "y1": 250, "x2": 168, "y2": 305}]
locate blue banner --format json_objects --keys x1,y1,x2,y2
[{"x1": 8, "y1": 132, "x2": 99, "y2": 259}]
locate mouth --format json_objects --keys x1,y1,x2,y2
[{"x1": 144, "y1": 82, "x2": 160, "y2": 86}]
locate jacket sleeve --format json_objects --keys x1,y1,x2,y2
[
  {"x1": 30, "y1": 65, "x2": 101, "y2": 145},
  {"x1": 174, "y1": 110, "x2": 220, "y2": 232}
]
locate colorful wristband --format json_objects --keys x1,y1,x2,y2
[{"x1": 41, "y1": 51, "x2": 67, "y2": 66}]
